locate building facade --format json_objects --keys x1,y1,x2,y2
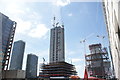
[
  {"x1": 102, "y1": 0, "x2": 120, "y2": 79},
  {"x1": 50, "y1": 19, "x2": 65, "y2": 63},
  {"x1": 0, "y1": 12, "x2": 16, "y2": 79},
  {"x1": 9, "y1": 40, "x2": 25, "y2": 70},
  {"x1": 3, "y1": 70, "x2": 25, "y2": 79},
  {"x1": 26, "y1": 54, "x2": 38, "y2": 78}
]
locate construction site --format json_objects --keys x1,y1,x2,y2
[
  {"x1": 85, "y1": 44, "x2": 111, "y2": 79},
  {"x1": 38, "y1": 16, "x2": 79, "y2": 80},
  {"x1": 0, "y1": 0, "x2": 120, "y2": 80},
  {"x1": 39, "y1": 62, "x2": 77, "y2": 80}
]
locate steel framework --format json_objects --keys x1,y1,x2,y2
[{"x1": 85, "y1": 44, "x2": 111, "y2": 78}]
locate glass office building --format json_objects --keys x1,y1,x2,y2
[
  {"x1": 0, "y1": 12, "x2": 16, "y2": 79},
  {"x1": 26, "y1": 54, "x2": 38, "y2": 78},
  {"x1": 9, "y1": 40, "x2": 25, "y2": 70}
]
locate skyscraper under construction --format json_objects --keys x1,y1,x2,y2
[
  {"x1": 50, "y1": 17, "x2": 65, "y2": 63},
  {"x1": 39, "y1": 17, "x2": 77, "y2": 79}
]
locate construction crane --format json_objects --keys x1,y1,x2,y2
[
  {"x1": 80, "y1": 33, "x2": 95, "y2": 75},
  {"x1": 80, "y1": 33, "x2": 95, "y2": 55},
  {"x1": 97, "y1": 35, "x2": 105, "y2": 47}
]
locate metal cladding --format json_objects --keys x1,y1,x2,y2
[
  {"x1": 9, "y1": 40, "x2": 25, "y2": 70},
  {"x1": 85, "y1": 43, "x2": 111, "y2": 78}
]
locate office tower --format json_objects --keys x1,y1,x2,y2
[
  {"x1": 85, "y1": 44, "x2": 111, "y2": 78},
  {"x1": 0, "y1": 12, "x2": 16, "y2": 78},
  {"x1": 50, "y1": 17, "x2": 65, "y2": 63},
  {"x1": 26, "y1": 54, "x2": 38, "y2": 78},
  {"x1": 9, "y1": 40, "x2": 25, "y2": 70},
  {"x1": 103, "y1": 0, "x2": 120, "y2": 79}
]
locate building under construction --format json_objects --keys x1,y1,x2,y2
[
  {"x1": 39, "y1": 62, "x2": 77, "y2": 79},
  {"x1": 85, "y1": 43, "x2": 111, "y2": 79},
  {"x1": 39, "y1": 17, "x2": 77, "y2": 79}
]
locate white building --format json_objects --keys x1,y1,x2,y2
[
  {"x1": 102, "y1": 0, "x2": 120, "y2": 79},
  {"x1": 50, "y1": 18, "x2": 65, "y2": 63}
]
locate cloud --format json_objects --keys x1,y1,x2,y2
[
  {"x1": 0, "y1": 0, "x2": 106, "y2": 3},
  {"x1": 54, "y1": 0, "x2": 70, "y2": 7},
  {"x1": 6, "y1": 3, "x2": 25, "y2": 14},
  {"x1": 28, "y1": 12, "x2": 42, "y2": 21},
  {"x1": 28, "y1": 24, "x2": 49, "y2": 38},
  {"x1": 35, "y1": 49, "x2": 49, "y2": 64},
  {"x1": 1, "y1": 2, "x2": 47, "y2": 39},
  {"x1": 72, "y1": 58, "x2": 84, "y2": 63},
  {"x1": 16, "y1": 19, "x2": 32, "y2": 33},
  {"x1": 68, "y1": 13, "x2": 73, "y2": 16}
]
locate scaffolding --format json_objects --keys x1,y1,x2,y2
[
  {"x1": 39, "y1": 62, "x2": 77, "y2": 78},
  {"x1": 85, "y1": 43, "x2": 111, "y2": 79}
]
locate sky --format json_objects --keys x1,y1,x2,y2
[{"x1": 0, "y1": 0, "x2": 110, "y2": 78}]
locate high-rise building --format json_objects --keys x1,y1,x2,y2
[
  {"x1": 85, "y1": 44, "x2": 111, "y2": 78},
  {"x1": 39, "y1": 17, "x2": 77, "y2": 79},
  {"x1": 26, "y1": 54, "x2": 38, "y2": 78},
  {"x1": 0, "y1": 12, "x2": 16, "y2": 79},
  {"x1": 9, "y1": 40, "x2": 25, "y2": 70},
  {"x1": 102, "y1": 0, "x2": 120, "y2": 79},
  {"x1": 50, "y1": 17, "x2": 65, "y2": 63}
]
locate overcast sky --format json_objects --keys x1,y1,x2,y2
[{"x1": 0, "y1": 0, "x2": 109, "y2": 78}]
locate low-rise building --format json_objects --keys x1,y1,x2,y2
[{"x1": 2, "y1": 70, "x2": 25, "y2": 79}]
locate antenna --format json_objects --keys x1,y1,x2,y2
[{"x1": 53, "y1": 16, "x2": 56, "y2": 27}]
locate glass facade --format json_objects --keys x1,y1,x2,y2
[
  {"x1": 9, "y1": 40, "x2": 25, "y2": 70},
  {"x1": 26, "y1": 54, "x2": 38, "y2": 78},
  {"x1": 0, "y1": 12, "x2": 16, "y2": 79},
  {"x1": 2, "y1": 16, "x2": 13, "y2": 53}
]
